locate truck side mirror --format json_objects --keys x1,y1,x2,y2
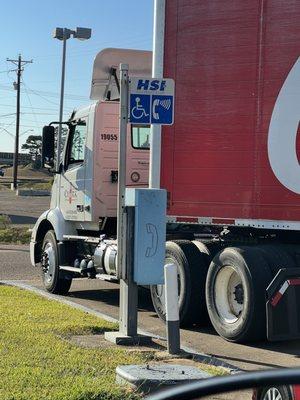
[{"x1": 42, "y1": 125, "x2": 55, "y2": 169}]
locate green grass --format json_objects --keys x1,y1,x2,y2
[
  {"x1": 29, "y1": 180, "x2": 53, "y2": 190},
  {"x1": 0, "y1": 214, "x2": 11, "y2": 229},
  {"x1": 20, "y1": 179, "x2": 53, "y2": 191},
  {"x1": 0, "y1": 226, "x2": 31, "y2": 244},
  {"x1": 0, "y1": 285, "x2": 152, "y2": 400},
  {"x1": 0, "y1": 215, "x2": 31, "y2": 244}
]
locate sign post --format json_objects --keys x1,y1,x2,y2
[
  {"x1": 116, "y1": 63, "x2": 129, "y2": 282},
  {"x1": 105, "y1": 67, "x2": 175, "y2": 347}
]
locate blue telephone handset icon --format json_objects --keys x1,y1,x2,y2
[
  {"x1": 152, "y1": 99, "x2": 160, "y2": 121},
  {"x1": 145, "y1": 223, "x2": 158, "y2": 258}
]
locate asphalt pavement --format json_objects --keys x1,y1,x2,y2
[
  {"x1": 1, "y1": 243, "x2": 300, "y2": 372},
  {"x1": 0, "y1": 188, "x2": 49, "y2": 224}
]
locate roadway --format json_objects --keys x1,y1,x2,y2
[
  {"x1": 0, "y1": 187, "x2": 49, "y2": 224},
  {"x1": 1, "y1": 243, "x2": 300, "y2": 372}
]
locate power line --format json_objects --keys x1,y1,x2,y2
[
  {"x1": 0, "y1": 113, "x2": 15, "y2": 117},
  {"x1": 0, "y1": 103, "x2": 70, "y2": 112},
  {"x1": 0, "y1": 83, "x2": 87, "y2": 101},
  {"x1": 21, "y1": 77, "x2": 40, "y2": 130}
]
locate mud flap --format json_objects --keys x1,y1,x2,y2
[{"x1": 266, "y1": 268, "x2": 300, "y2": 341}]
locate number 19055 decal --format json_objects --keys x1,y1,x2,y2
[{"x1": 101, "y1": 133, "x2": 117, "y2": 141}]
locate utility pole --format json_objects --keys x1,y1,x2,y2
[{"x1": 7, "y1": 55, "x2": 32, "y2": 189}]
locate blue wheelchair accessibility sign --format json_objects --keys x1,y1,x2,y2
[
  {"x1": 130, "y1": 94, "x2": 150, "y2": 124},
  {"x1": 129, "y1": 77, "x2": 174, "y2": 125}
]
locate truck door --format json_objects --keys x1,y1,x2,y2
[
  {"x1": 60, "y1": 119, "x2": 87, "y2": 221},
  {"x1": 129, "y1": 125, "x2": 150, "y2": 185}
]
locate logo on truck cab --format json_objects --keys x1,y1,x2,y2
[{"x1": 64, "y1": 185, "x2": 77, "y2": 204}]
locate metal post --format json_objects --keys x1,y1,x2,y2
[
  {"x1": 149, "y1": 0, "x2": 166, "y2": 188},
  {"x1": 56, "y1": 30, "x2": 67, "y2": 171},
  {"x1": 165, "y1": 263, "x2": 181, "y2": 354},
  {"x1": 117, "y1": 63, "x2": 129, "y2": 281},
  {"x1": 105, "y1": 64, "x2": 151, "y2": 345},
  {"x1": 117, "y1": 63, "x2": 138, "y2": 336},
  {"x1": 119, "y1": 206, "x2": 138, "y2": 336}
]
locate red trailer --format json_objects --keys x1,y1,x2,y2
[{"x1": 150, "y1": 0, "x2": 300, "y2": 342}]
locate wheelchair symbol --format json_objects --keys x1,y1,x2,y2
[{"x1": 131, "y1": 97, "x2": 149, "y2": 119}]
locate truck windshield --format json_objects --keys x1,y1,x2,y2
[{"x1": 131, "y1": 125, "x2": 150, "y2": 149}]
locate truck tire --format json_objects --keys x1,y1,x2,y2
[
  {"x1": 192, "y1": 240, "x2": 211, "y2": 265},
  {"x1": 256, "y1": 244, "x2": 296, "y2": 275},
  {"x1": 206, "y1": 246, "x2": 272, "y2": 342},
  {"x1": 41, "y1": 230, "x2": 72, "y2": 295},
  {"x1": 150, "y1": 240, "x2": 210, "y2": 327}
]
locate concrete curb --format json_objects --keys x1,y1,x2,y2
[
  {"x1": 116, "y1": 364, "x2": 212, "y2": 393},
  {"x1": 0, "y1": 279, "x2": 241, "y2": 374}
]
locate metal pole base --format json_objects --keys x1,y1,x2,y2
[
  {"x1": 167, "y1": 320, "x2": 181, "y2": 354},
  {"x1": 104, "y1": 331, "x2": 153, "y2": 346}
]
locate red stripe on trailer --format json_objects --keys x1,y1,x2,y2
[
  {"x1": 271, "y1": 280, "x2": 290, "y2": 307},
  {"x1": 212, "y1": 219, "x2": 235, "y2": 225},
  {"x1": 175, "y1": 217, "x2": 198, "y2": 223},
  {"x1": 271, "y1": 291, "x2": 284, "y2": 307},
  {"x1": 289, "y1": 278, "x2": 300, "y2": 286}
]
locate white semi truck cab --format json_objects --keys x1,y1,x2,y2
[{"x1": 30, "y1": 48, "x2": 152, "y2": 292}]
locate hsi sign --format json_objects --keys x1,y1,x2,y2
[
  {"x1": 136, "y1": 79, "x2": 167, "y2": 91},
  {"x1": 129, "y1": 77, "x2": 174, "y2": 125}
]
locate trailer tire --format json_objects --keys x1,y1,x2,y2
[
  {"x1": 192, "y1": 240, "x2": 211, "y2": 265},
  {"x1": 41, "y1": 230, "x2": 72, "y2": 295},
  {"x1": 256, "y1": 244, "x2": 296, "y2": 275},
  {"x1": 150, "y1": 240, "x2": 210, "y2": 327},
  {"x1": 206, "y1": 246, "x2": 272, "y2": 342}
]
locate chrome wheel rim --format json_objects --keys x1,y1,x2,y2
[
  {"x1": 41, "y1": 242, "x2": 56, "y2": 284},
  {"x1": 214, "y1": 265, "x2": 244, "y2": 324},
  {"x1": 262, "y1": 387, "x2": 283, "y2": 400}
]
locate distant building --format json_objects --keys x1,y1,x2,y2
[{"x1": 0, "y1": 152, "x2": 31, "y2": 165}]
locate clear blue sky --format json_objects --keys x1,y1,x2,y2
[{"x1": 0, "y1": 0, "x2": 153, "y2": 152}]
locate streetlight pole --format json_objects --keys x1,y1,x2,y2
[
  {"x1": 57, "y1": 33, "x2": 67, "y2": 171},
  {"x1": 53, "y1": 27, "x2": 91, "y2": 171}
]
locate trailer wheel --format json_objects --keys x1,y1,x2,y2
[
  {"x1": 256, "y1": 244, "x2": 295, "y2": 275},
  {"x1": 206, "y1": 246, "x2": 272, "y2": 342},
  {"x1": 41, "y1": 230, "x2": 72, "y2": 295},
  {"x1": 150, "y1": 240, "x2": 210, "y2": 327}
]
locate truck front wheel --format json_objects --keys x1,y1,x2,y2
[
  {"x1": 41, "y1": 230, "x2": 72, "y2": 295},
  {"x1": 206, "y1": 246, "x2": 272, "y2": 342},
  {"x1": 150, "y1": 240, "x2": 210, "y2": 327}
]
